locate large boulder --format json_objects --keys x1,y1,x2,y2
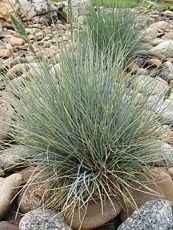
[{"x1": 118, "y1": 200, "x2": 173, "y2": 230}]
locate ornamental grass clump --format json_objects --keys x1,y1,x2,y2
[
  {"x1": 7, "y1": 39, "x2": 164, "y2": 216},
  {"x1": 84, "y1": 6, "x2": 147, "y2": 67}
]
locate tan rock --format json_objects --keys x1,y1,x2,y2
[
  {"x1": 149, "y1": 21, "x2": 170, "y2": 31},
  {"x1": 128, "y1": 63, "x2": 140, "y2": 74},
  {"x1": 121, "y1": 168, "x2": 173, "y2": 220},
  {"x1": 145, "y1": 28, "x2": 159, "y2": 39},
  {"x1": 168, "y1": 167, "x2": 173, "y2": 176},
  {"x1": 8, "y1": 36, "x2": 24, "y2": 46},
  {"x1": 0, "y1": 173, "x2": 22, "y2": 219},
  {"x1": 17, "y1": 183, "x2": 45, "y2": 213},
  {"x1": 7, "y1": 63, "x2": 30, "y2": 78},
  {"x1": 162, "y1": 32, "x2": 173, "y2": 40},
  {"x1": 65, "y1": 197, "x2": 122, "y2": 230},
  {"x1": 0, "y1": 167, "x2": 5, "y2": 177},
  {"x1": 19, "y1": 167, "x2": 36, "y2": 184},
  {"x1": 162, "y1": 130, "x2": 173, "y2": 146},
  {"x1": 167, "y1": 58, "x2": 173, "y2": 63},
  {"x1": 0, "y1": 49, "x2": 12, "y2": 58},
  {"x1": 146, "y1": 58, "x2": 162, "y2": 68}
]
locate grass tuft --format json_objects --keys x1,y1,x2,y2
[
  {"x1": 5, "y1": 0, "x2": 166, "y2": 224},
  {"x1": 83, "y1": 6, "x2": 147, "y2": 67},
  {"x1": 7, "y1": 40, "x2": 164, "y2": 215}
]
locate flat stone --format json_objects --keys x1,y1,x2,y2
[
  {"x1": 118, "y1": 200, "x2": 173, "y2": 230},
  {"x1": 65, "y1": 198, "x2": 122, "y2": 230},
  {"x1": 19, "y1": 208, "x2": 71, "y2": 230}
]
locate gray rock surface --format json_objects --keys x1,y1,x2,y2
[
  {"x1": 118, "y1": 200, "x2": 173, "y2": 230},
  {"x1": 146, "y1": 96, "x2": 173, "y2": 123},
  {"x1": 150, "y1": 40, "x2": 173, "y2": 57},
  {"x1": 160, "y1": 61, "x2": 173, "y2": 81},
  {"x1": 0, "y1": 145, "x2": 31, "y2": 170},
  {"x1": 19, "y1": 208, "x2": 71, "y2": 230},
  {"x1": 131, "y1": 75, "x2": 168, "y2": 96}
]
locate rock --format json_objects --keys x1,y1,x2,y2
[
  {"x1": 8, "y1": 37, "x2": 24, "y2": 46},
  {"x1": 0, "y1": 221, "x2": 18, "y2": 230},
  {"x1": 0, "y1": 0, "x2": 50, "y2": 27},
  {"x1": 149, "y1": 21, "x2": 170, "y2": 30},
  {"x1": 160, "y1": 142, "x2": 173, "y2": 166},
  {"x1": 65, "y1": 198, "x2": 122, "y2": 230},
  {"x1": 162, "y1": 10, "x2": 173, "y2": 18},
  {"x1": 146, "y1": 96, "x2": 173, "y2": 123},
  {"x1": 160, "y1": 61, "x2": 173, "y2": 81},
  {"x1": 118, "y1": 200, "x2": 173, "y2": 230},
  {"x1": 150, "y1": 40, "x2": 173, "y2": 57},
  {"x1": 168, "y1": 167, "x2": 173, "y2": 176},
  {"x1": 6, "y1": 63, "x2": 30, "y2": 78},
  {"x1": 128, "y1": 63, "x2": 140, "y2": 74},
  {"x1": 0, "y1": 49, "x2": 11, "y2": 58},
  {"x1": 136, "y1": 68, "x2": 148, "y2": 75},
  {"x1": 19, "y1": 208, "x2": 71, "y2": 230},
  {"x1": 0, "y1": 145, "x2": 31, "y2": 170},
  {"x1": 0, "y1": 167, "x2": 5, "y2": 177},
  {"x1": 162, "y1": 31, "x2": 173, "y2": 40},
  {"x1": 161, "y1": 128, "x2": 173, "y2": 146},
  {"x1": 19, "y1": 167, "x2": 36, "y2": 184},
  {"x1": 0, "y1": 173, "x2": 22, "y2": 219},
  {"x1": 17, "y1": 183, "x2": 45, "y2": 213},
  {"x1": 145, "y1": 28, "x2": 159, "y2": 39},
  {"x1": 131, "y1": 75, "x2": 168, "y2": 96},
  {"x1": 0, "y1": 99, "x2": 13, "y2": 140},
  {"x1": 150, "y1": 38, "x2": 164, "y2": 46},
  {"x1": 146, "y1": 59, "x2": 162, "y2": 68},
  {"x1": 121, "y1": 168, "x2": 173, "y2": 220}
]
